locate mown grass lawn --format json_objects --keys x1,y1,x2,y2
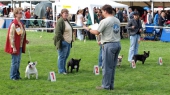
[{"x1": 0, "y1": 29, "x2": 170, "y2": 95}]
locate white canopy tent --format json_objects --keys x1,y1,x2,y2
[
  {"x1": 14, "y1": 2, "x2": 36, "y2": 9},
  {"x1": 88, "y1": 0, "x2": 129, "y2": 24},
  {"x1": 52, "y1": 0, "x2": 129, "y2": 24}
]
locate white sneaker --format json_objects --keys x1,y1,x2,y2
[{"x1": 62, "y1": 72, "x2": 67, "y2": 75}]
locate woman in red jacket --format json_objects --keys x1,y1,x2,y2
[
  {"x1": 141, "y1": 10, "x2": 147, "y2": 24},
  {"x1": 5, "y1": 7, "x2": 29, "y2": 80}
]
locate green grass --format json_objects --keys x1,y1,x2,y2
[{"x1": 0, "y1": 29, "x2": 170, "y2": 95}]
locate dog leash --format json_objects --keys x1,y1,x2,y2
[{"x1": 27, "y1": 45, "x2": 32, "y2": 62}]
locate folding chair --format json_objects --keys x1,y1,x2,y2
[{"x1": 144, "y1": 24, "x2": 156, "y2": 40}]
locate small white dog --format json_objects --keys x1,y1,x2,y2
[
  {"x1": 25, "y1": 61, "x2": 38, "y2": 79},
  {"x1": 117, "y1": 55, "x2": 123, "y2": 67}
]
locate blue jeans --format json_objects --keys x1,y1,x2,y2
[
  {"x1": 98, "y1": 45, "x2": 102, "y2": 67},
  {"x1": 128, "y1": 34, "x2": 140, "y2": 62},
  {"x1": 102, "y1": 42, "x2": 121, "y2": 90},
  {"x1": 21, "y1": 20, "x2": 25, "y2": 25},
  {"x1": 57, "y1": 41, "x2": 71, "y2": 73},
  {"x1": 26, "y1": 20, "x2": 30, "y2": 28},
  {"x1": 10, "y1": 48, "x2": 22, "y2": 79},
  {"x1": 77, "y1": 29, "x2": 84, "y2": 40}
]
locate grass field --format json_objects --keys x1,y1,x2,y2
[{"x1": 0, "y1": 29, "x2": 170, "y2": 95}]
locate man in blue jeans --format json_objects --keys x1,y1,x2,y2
[
  {"x1": 84, "y1": 4, "x2": 121, "y2": 90},
  {"x1": 127, "y1": 12, "x2": 143, "y2": 63}
]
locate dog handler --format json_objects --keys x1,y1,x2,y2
[
  {"x1": 127, "y1": 12, "x2": 143, "y2": 62},
  {"x1": 5, "y1": 7, "x2": 29, "y2": 80},
  {"x1": 83, "y1": 4, "x2": 121, "y2": 90},
  {"x1": 53, "y1": 9, "x2": 73, "y2": 74}
]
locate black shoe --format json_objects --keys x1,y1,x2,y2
[{"x1": 17, "y1": 77, "x2": 22, "y2": 80}]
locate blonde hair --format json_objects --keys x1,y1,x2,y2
[
  {"x1": 78, "y1": 9, "x2": 83, "y2": 14},
  {"x1": 61, "y1": 8, "x2": 69, "y2": 14},
  {"x1": 13, "y1": 7, "x2": 23, "y2": 18}
]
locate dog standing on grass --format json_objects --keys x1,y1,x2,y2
[
  {"x1": 133, "y1": 51, "x2": 150, "y2": 64},
  {"x1": 67, "y1": 58, "x2": 81, "y2": 73},
  {"x1": 117, "y1": 55, "x2": 123, "y2": 67},
  {"x1": 25, "y1": 61, "x2": 38, "y2": 79}
]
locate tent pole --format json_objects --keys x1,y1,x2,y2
[
  {"x1": 11, "y1": 0, "x2": 13, "y2": 9},
  {"x1": 19, "y1": 1, "x2": 21, "y2": 7},
  {"x1": 30, "y1": 1, "x2": 32, "y2": 13},
  {"x1": 151, "y1": 0, "x2": 154, "y2": 17},
  {"x1": 163, "y1": 2, "x2": 165, "y2": 10}
]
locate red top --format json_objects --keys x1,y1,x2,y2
[
  {"x1": 141, "y1": 14, "x2": 147, "y2": 24},
  {"x1": 4, "y1": 19, "x2": 27, "y2": 55},
  {"x1": 25, "y1": 11, "x2": 31, "y2": 19}
]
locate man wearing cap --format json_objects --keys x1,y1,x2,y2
[{"x1": 127, "y1": 12, "x2": 143, "y2": 63}]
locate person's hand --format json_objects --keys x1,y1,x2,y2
[
  {"x1": 83, "y1": 25, "x2": 87, "y2": 30},
  {"x1": 26, "y1": 40, "x2": 29, "y2": 44},
  {"x1": 139, "y1": 29, "x2": 142, "y2": 32},
  {"x1": 132, "y1": 26, "x2": 135, "y2": 29},
  {"x1": 98, "y1": 41, "x2": 101, "y2": 45},
  {"x1": 83, "y1": 25, "x2": 90, "y2": 31},
  {"x1": 13, "y1": 48, "x2": 17, "y2": 54}
]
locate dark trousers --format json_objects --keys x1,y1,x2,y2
[
  {"x1": 86, "y1": 24, "x2": 96, "y2": 40},
  {"x1": 120, "y1": 26, "x2": 123, "y2": 39},
  {"x1": 87, "y1": 31, "x2": 96, "y2": 40}
]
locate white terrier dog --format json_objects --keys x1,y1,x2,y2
[
  {"x1": 117, "y1": 55, "x2": 123, "y2": 67},
  {"x1": 25, "y1": 61, "x2": 38, "y2": 79}
]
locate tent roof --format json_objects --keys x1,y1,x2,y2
[
  {"x1": 88, "y1": 0, "x2": 128, "y2": 7},
  {"x1": 56, "y1": 0, "x2": 128, "y2": 13},
  {"x1": 59, "y1": 0, "x2": 128, "y2": 8},
  {"x1": 112, "y1": 0, "x2": 170, "y2": 2},
  {"x1": 1, "y1": 0, "x2": 51, "y2": 1},
  {"x1": 0, "y1": 2, "x2": 5, "y2": 6},
  {"x1": 55, "y1": 0, "x2": 129, "y2": 24}
]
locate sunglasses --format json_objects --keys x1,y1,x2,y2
[{"x1": 17, "y1": 12, "x2": 22, "y2": 14}]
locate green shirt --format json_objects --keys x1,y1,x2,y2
[
  {"x1": 86, "y1": 13, "x2": 99, "y2": 25},
  {"x1": 53, "y1": 17, "x2": 73, "y2": 50}
]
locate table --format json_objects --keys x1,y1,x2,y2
[
  {"x1": 1, "y1": 18, "x2": 13, "y2": 28},
  {"x1": 0, "y1": 18, "x2": 4, "y2": 28},
  {"x1": 120, "y1": 23, "x2": 128, "y2": 26},
  {"x1": 5, "y1": 19, "x2": 13, "y2": 28},
  {"x1": 72, "y1": 26, "x2": 83, "y2": 30},
  {"x1": 160, "y1": 28, "x2": 170, "y2": 42}
]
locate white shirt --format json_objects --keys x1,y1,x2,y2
[
  {"x1": 9, "y1": 12, "x2": 14, "y2": 18},
  {"x1": 76, "y1": 14, "x2": 83, "y2": 26},
  {"x1": 147, "y1": 13, "x2": 152, "y2": 24}
]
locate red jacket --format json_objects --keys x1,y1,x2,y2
[
  {"x1": 5, "y1": 19, "x2": 27, "y2": 55},
  {"x1": 25, "y1": 11, "x2": 31, "y2": 19},
  {"x1": 141, "y1": 14, "x2": 147, "y2": 24}
]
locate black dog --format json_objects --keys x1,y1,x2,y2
[
  {"x1": 133, "y1": 51, "x2": 150, "y2": 64},
  {"x1": 67, "y1": 58, "x2": 81, "y2": 73}
]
